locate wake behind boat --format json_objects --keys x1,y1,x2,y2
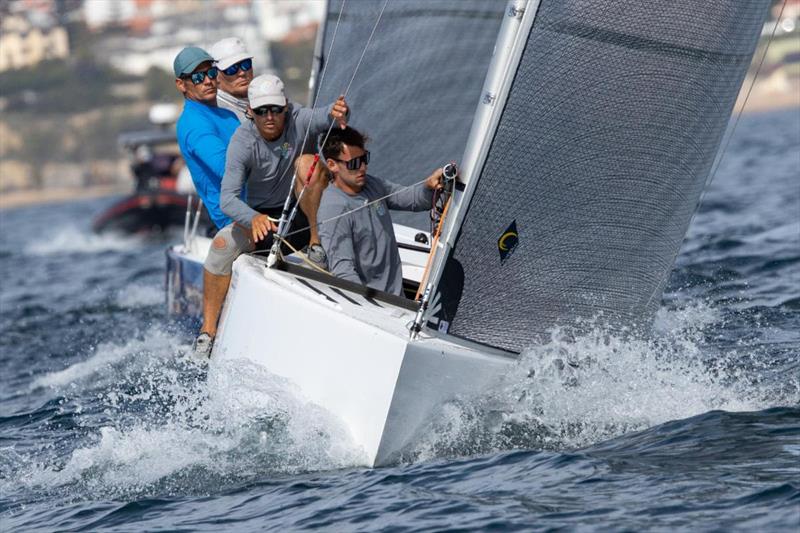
[{"x1": 168, "y1": 0, "x2": 770, "y2": 466}]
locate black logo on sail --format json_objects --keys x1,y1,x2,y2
[{"x1": 498, "y1": 220, "x2": 519, "y2": 264}]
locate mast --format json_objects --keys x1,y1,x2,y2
[{"x1": 412, "y1": 0, "x2": 541, "y2": 337}]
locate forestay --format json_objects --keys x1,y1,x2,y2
[
  {"x1": 434, "y1": 0, "x2": 771, "y2": 352},
  {"x1": 311, "y1": 0, "x2": 506, "y2": 229}
]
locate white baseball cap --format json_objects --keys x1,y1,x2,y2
[
  {"x1": 210, "y1": 37, "x2": 253, "y2": 70},
  {"x1": 248, "y1": 74, "x2": 287, "y2": 108}
]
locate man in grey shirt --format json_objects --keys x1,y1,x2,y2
[
  {"x1": 318, "y1": 127, "x2": 444, "y2": 296},
  {"x1": 210, "y1": 37, "x2": 254, "y2": 122},
  {"x1": 193, "y1": 74, "x2": 348, "y2": 359}
]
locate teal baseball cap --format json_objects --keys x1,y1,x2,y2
[{"x1": 173, "y1": 46, "x2": 214, "y2": 77}]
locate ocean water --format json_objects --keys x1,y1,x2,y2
[{"x1": 1, "y1": 108, "x2": 798, "y2": 531}]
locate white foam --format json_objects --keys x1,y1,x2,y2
[
  {"x1": 414, "y1": 305, "x2": 787, "y2": 460},
  {"x1": 14, "y1": 330, "x2": 364, "y2": 500},
  {"x1": 32, "y1": 328, "x2": 181, "y2": 390},
  {"x1": 24, "y1": 226, "x2": 142, "y2": 256},
  {"x1": 115, "y1": 284, "x2": 163, "y2": 308}
]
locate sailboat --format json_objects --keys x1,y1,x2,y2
[{"x1": 168, "y1": 0, "x2": 770, "y2": 466}]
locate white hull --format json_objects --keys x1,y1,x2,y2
[{"x1": 207, "y1": 226, "x2": 515, "y2": 467}]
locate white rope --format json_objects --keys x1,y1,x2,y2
[
  {"x1": 271, "y1": 0, "x2": 348, "y2": 243},
  {"x1": 317, "y1": 0, "x2": 389, "y2": 153},
  {"x1": 253, "y1": 176, "x2": 432, "y2": 245},
  {"x1": 277, "y1": 0, "x2": 391, "y2": 252}
]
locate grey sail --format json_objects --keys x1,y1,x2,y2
[
  {"x1": 311, "y1": 0, "x2": 506, "y2": 228},
  {"x1": 439, "y1": 0, "x2": 770, "y2": 352}
]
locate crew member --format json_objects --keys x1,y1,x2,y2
[
  {"x1": 210, "y1": 37, "x2": 254, "y2": 122},
  {"x1": 193, "y1": 74, "x2": 349, "y2": 358},
  {"x1": 174, "y1": 46, "x2": 238, "y2": 230},
  {"x1": 318, "y1": 127, "x2": 443, "y2": 296}
]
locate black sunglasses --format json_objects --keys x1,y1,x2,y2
[
  {"x1": 252, "y1": 105, "x2": 286, "y2": 116},
  {"x1": 221, "y1": 58, "x2": 253, "y2": 76},
  {"x1": 183, "y1": 67, "x2": 218, "y2": 85},
  {"x1": 335, "y1": 151, "x2": 370, "y2": 171}
]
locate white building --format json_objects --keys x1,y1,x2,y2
[
  {"x1": 0, "y1": 13, "x2": 69, "y2": 72},
  {"x1": 253, "y1": 0, "x2": 324, "y2": 42}
]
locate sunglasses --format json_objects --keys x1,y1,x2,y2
[
  {"x1": 183, "y1": 67, "x2": 218, "y2": 85},
  {"x1": 221, "y1": 58, "x2": 253, "y2": 76},
  {"x1": 335, "y1": 151, "x2": 370, "y2": 171},
  {"x1": 252, "y1": 105, "x2": 286, "y2": 116}
]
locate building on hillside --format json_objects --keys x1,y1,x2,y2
[
  {"x1": 253, "y1": 0, "x2": 323, "y2": 42},
  {"x1": 0, "y1": 2, "x2": 69, "y2": 72},
  {"x1": 84, "y1": 0, "x2": 270, "y2": 76}
]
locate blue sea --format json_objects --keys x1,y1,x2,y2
[{"x1": 1, "y1": 108, "x2": 798, "y2": 531}]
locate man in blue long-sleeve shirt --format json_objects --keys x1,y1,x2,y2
[
  {"x1": 174, "y1": 46, "x2": 240, "y2": 229},
  {"x1": 173, "y1": 46, "x2": 241, "y2": 358}
]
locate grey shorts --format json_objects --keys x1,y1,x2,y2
[{"x1": 204, "y1": 223, "x2": 255, "y2": 276}]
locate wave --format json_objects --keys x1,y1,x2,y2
[
  {"x1": 411, "y1": 303, "x2": 797, "y2": 461},
  {"x1": 7, "y1": 327, "x2": 364, "y2": 504},
  {"x1": 5, "y1": 301, "x2": 797, "y2": 505},
  {"x1": 24, "y1": 226, "x2": 144, "y2": 256}
]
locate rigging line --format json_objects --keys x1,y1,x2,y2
[
  {"x1": 251, "y1": 175, "x2": 433, "y2": 244},
  {"x1": 295, "y1": 0, "x2": 347, "y2": 170},
  {"x1": 642, "y1": 1, "x2": 786, "y2": 312},
  {"x1": 318, "y1": 0, "x2": 390, "y2": 153},
  {"x1": 704, "y1": 1, "x2": 785, "y2": 193},
  {"x1": 276, "y1": 0, "x2": 390, "y2": 255},
  {"x1": 272, "y1": 0, "x2": 347, "y2": 238}
]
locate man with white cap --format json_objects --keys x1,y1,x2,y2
[
  {"x1": 210, "y1": 37, "x2": 254, "y2": 122},
  {"x1": 191, "y1": 73, "x2": 349, "y2": 359}
]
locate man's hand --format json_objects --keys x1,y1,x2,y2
[
  {"x1": 251, "y1": 213, "x2": 278, "y2": 243},
  {"x1": 331, "y1": 95, "x2": 348, "y2": 129},
  {"x1": 425, "y1": 168, "x2": 445, "y2": 191}
]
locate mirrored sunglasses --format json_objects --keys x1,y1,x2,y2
[
  {"x1": 184, "y1": 67, "x2": 218, "y2": 85},
  {"x1": 221, "y1": 58, "x2": 253, "y2": 76},
  {"x1": 252, "y1": 105, "x2": 286, "y2": 116},
  {"x1": 335, "y1": 151, "x2": 370, "y2": 171}
]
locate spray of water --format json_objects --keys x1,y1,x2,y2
[
  {"x1": 411, "y1": 303, "x2": 794, "y2": 462},
  {"x1": 24, "y1": 226, "x2": 144, "y2": 256},
  {"x1": 7, "y1": 327, "x2": 364, "y2": 504},
  {"x1": 3, "y1": 303, "x2": 794, "y2": 505}
]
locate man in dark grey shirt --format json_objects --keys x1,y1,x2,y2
[{"x1": 318, "y1": 127, "x2": 444, "y2": 296}]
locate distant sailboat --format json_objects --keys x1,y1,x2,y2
[{"x1": 171, "y1": 0, "x2": 771, "y2": 466}]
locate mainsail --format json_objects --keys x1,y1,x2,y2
[
  {"x1": 311, "y1": 0, "x2": 506, "y2": 228},
  {"x1": 312, "y1": 0, "x2": 771, "y2": 354}
]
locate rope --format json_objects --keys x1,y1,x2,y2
[
  {"x1": 703, "y1": 0, "x2": 786, "y2": 195},
  {"x1": 277, "y1": 0, "x2": 390, "y2": 254},
  {"x1": 281, "y1": 176, "x2": 431, "y2": 240},
  {"x1": 316, "y1": 0, "x2": 389, "y2": 155},
  {"x1": 266, "y1": 0, "x2": 347, "y2": 259}
]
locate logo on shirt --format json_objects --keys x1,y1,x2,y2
[
  {"x1": 374, "y1": 201, "x2": 386, "y2": 217},
  {"x1": 280, "y1": 142, "x2": 292, "y2": 159},
  {"x1": 498, "y1": 220, "x2": 519, "y2": 264}
]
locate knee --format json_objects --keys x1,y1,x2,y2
[{"x1": 204, "y1": 228, "x2": 240, "y2": 275}]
